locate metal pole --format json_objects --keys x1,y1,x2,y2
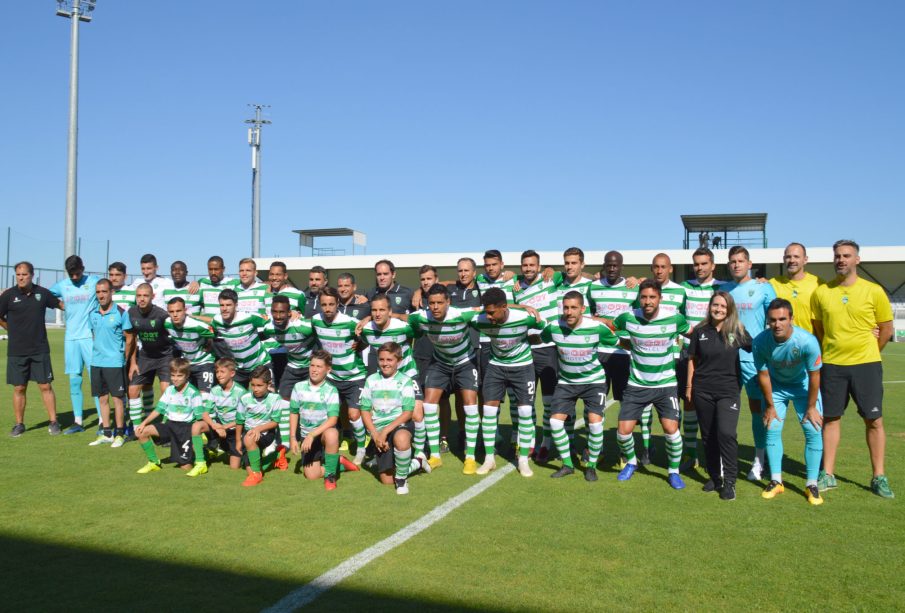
[
  {"x1": 246, "y1": 105, "x2": 270, "y2": 258},
  {"x1": 4, "y1": 226, "x2": 10, "y2": 288},
  {"x1": 105, "y1": 239, "x2": 109, "y2": 272},
  {"x1": 64, "y1": 0, "x2": 82, "y2": 259}
]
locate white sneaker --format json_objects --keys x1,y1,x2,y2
[
  {"x1": 476, "y1": 457, "x2": 497, "y2": 475},
  {"x1": 518, "y1": 457, "x2": 534, "y2": 477},
  {"x1": 89, "y1": 435, "x2": 114, "y2": 447},
  {"x1": 111, "y1": 436, "x2": 125, "y2": 448},
  {"x1": 395, "y1": 478, "x2": 409, "y2": 495},
  {"x1": 747, "y1": 466, "x2": 762, "y2": 482},
  {"x1": 409, "y1": 457, "x2": 422, "y2": 475},
  {"x1": 353, "y1": 448, "x2": 367, "y2": 466},
  {"x1": 416, "y1": 452, "x2": 431, "y2": 474}
]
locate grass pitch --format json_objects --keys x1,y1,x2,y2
[{"x1": 0, "y1": 330, "x2": 903, "y2": 612}]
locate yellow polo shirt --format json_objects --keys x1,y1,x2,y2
[
  {"x1": 810, "y1": 277, "x2": 893, "y2": 365},
  {"x1": 770, "y1": 272, "x2": 824, "y2": 333}
]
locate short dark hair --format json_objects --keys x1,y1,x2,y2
[
  {"x1": 483, "y1": 250, "x2": 502, "y2": 261},
  {"x1": 563, "y1": 247, "x2": 584, "y2": 261},
  {"x1": 767, "y1": 298, "x2": 794, "y2": 317},
  {"x1": 96, "y1": 278, "x2": 112, "y2": 290},
  {"x1": 270, "y1": 261, "x2": 287, "y2": 273},
  {"x1": 64, "y1": 255, "x2": 84, "y2": 274},
  {"x1": 833, "y1": 239, "x2": 860, "y2": 253},
  {"x1": 167, "y1": 297, "x2": 185, "y2": 307},
  {"x1": 207, "y1": 255, "x2": 225, "y2": 267},
  {"x1": 426, "y1": 283, "x2": 450, "y2": 299},
  {"x1": 561, "y1": 290, "x2": 584, "y2": 305},
  {"x1": 170, "y1": 260, "x2": 187, "y2": 271},
  {"x1": 419, "y1": 264, "x2": 438, "y2": 276},
  {"x1": 521, "y1": 250, "x2": 540, "y2": 263},
  {"x1": 140, "y1": 254, "x2": 157, "y2": 266},
  {"x1": 108, "y1": 261, "x2": 127, "y2": 274},
  {"x1": 320, "y1": 286, "x2": 341, "y2": 302},
  {"x1": 481, "y1": 287, "x2": 507, "y2": 308},
  {"x1": 310, "y1": 350, "x2": 333, "y2": 366},
  {"x1": 692, "y1": 247, "x2": 714, "y2": 263},
  {"x1": 337, "y1": 272, "x2": 356, "y2": 284},
  {"x1": 271, "y1": 294, "x2": 290, "y2": 308},
  {"x1": 218, "y1": 289, "x2": 238, "y2": 303},
  {"x1": 375, "y1": 259, "x2": 396, "y2": 273},
  {"x1": 370, "y1": 293, "x2": 390, "y2": 306},
  {"x1": 728, "y1": 246, "x2": 750, "y2": 261},
  {"x1": 638, "y1": 279, "x2": 662, "y2": 295},
  {"x1": 310, "y1": 265, "x2": 328, "y2": 278},
  {"x1": 250, "y1": 365, "x2": 272, "y2": 384},
  {"x1": 15, "y1": 261, "x2": 34, "y2": 275}
]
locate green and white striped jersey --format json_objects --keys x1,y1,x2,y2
[
  {"x1": 514, "y1": 272, "x2": 563, "y2": 349},
  {"x1": 470, "y1": 309, "x2": 543, "y2": 367},
  {"x1": 539, "y1": 317, "x2": 619, "y2": 384},
  {"x1": 312, "y1": 312, "x2": 366, "y2": 381},
  {"x1": 613, "y1": 309, "x2": 690, "y2": 388},
  {"x1": 658, "y1": 281, "x2": 687, "y2": 317},
  {"x1": 236, "y1": 282, "x2": 269, "y2": 317},
  {"x1": 204, "y1": 382, "x2": 247, "y2": 424},
  {"x1": 112, "y1": 287, "x2": 136, "y2": 310},
  {"x1": 236, "y1": 392, "x2": 286, "y2": 430},
  {"x1": 161, "y1": 284, "x2": 202, "y2": 314},
  {"x1": 408, "y1": 307, "x2": 479, "y2": 365},
  {"x1": 210, "y1": 313, "x2": 272, "y2": 371},
  {"x1": 198, "y1": 277, "x2": 239, "y2": 317},
  {"x1": 360, "y1": 371, "x2": 415, "y2": 430},
  {"x1": 264, "y1": 285, "x2": 307, "y2": 313},
  {"x1": 557, "y1": 275, "x2": 592, "y2": 315},
  {"x1": 155, "y1": 383, "x2": 203, "y2": 423},
  {"x1": 587, "y1": 278, "x2": 639, "y2": 355},
  {"x1": 360, "y1": 318, "x2": 417, "y2": 378},
  {"x1": 261, "y1": 318, "x2": 317, "y2": 369},
  {"x1": 476, "y1": 273, "x2": 514, "y2": 343},
  {"x1": 681, "y1": 279, "x2": 725, "y2": 330},
  {"x1": 289, "y1": 379, "x2": 341, "y2": 437},
  {"x1": 164, "y1": 315, "x2": 215, "y2": 366}
]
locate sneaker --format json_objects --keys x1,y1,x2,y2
[
  {"x1": 395, "y1": 478, "x2": 409, "y2": 495},
  {"x1": 720, "y1": 483, "x2": 737, "y2": 501},
  {"x1": 680, "y1": 454, "x2": 698, "y2": 472},
  {"x1": 242, "y1": 471, "x2": 264, "y2": 487},
  {"x1": 476, "y1": 457, "x2": 497, "y2": 475},
  {"x1": 324, "y1": 474, "x2": 337, "y2": 491},
  {"x1": 702, "y1": 479, "x2": 721, "y2": 493},
  {"x1": 48, "y1": 422, "x2": 62, "y2": 436},
  {"x1": 353, "y1": 448, "x2": 367, "y2": 466},
  {"x1": 638, "y1": 448, "x2": 652, "y2": 466},
  {"x1": 111, "y1": 436, "x2": 125, "y2": 448},
  {"x1": 274, "y1": 447, "x2": 289, "y2": 471},
  {"x1": 550, "y1": 465, "x2": 575, "y2": 479},
  {"x1": 616, "y1": 455, "x2": 627, "y2": 470},
  {"x1": 339, "y1": 439, "x2": 350, "y2": 452},
  {"x1": 63, "y1": 424, "x2": 85, "y2": 435},
  {"x1": 747, "y1": 466, "x2": 763, "y2": 482},
  {"x1": 871, "y1": 475, "x2": 895, "y2": 499},
  {"x1": 517, "y1": 457, "x2": 533, "y2": 478},
  {"x1": 439, "y1": 437, "x2": 450, "y2": 454},
  {"x1": 89, "y1": 434, "x2": 114, "y2": 446},
  {"x1": 339, "y1": 456, "x2": 360, "y2": 472},
  {"x1": 462, "y1": 458, "x2": 478, "y2": 475},
  {"x1": 186, "y1": 462, "x2": 208, "y2": 477},
  {"x1": 427, "y1": 455, "x2": 443, "y2": 470},
  {"x1": 762, "y1": 480, "x2": 785, "y2": 499},
  {"x1": 584, "y1": 467, "x2": 598, "y2": 482},
  {"x1": 817, "y1": 471, "x2": 838, "y2": 492},
  {"x1": 416, "y1": 452, "x2": 431, "y2": 474},
  {"x1": 136, "y1": 461, "x2": 161, "y2": 474},
  {"x1": 806, "y1": 484, "x2": 824, "y2": 506},
  {"x1": 10, "y1": 423, "x2": 26, "y2": 438},
  {"x1": 534, "y1": 446, "x2": 550, "y2": 464},
  {"x1": 617, "y1": 462, "x2": 638, "y2": 481},
  {"x1": 667, "y1": 473, "x2": 686, "y2": 490}
]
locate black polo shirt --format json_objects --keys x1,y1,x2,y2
[
  {"x1": 0, "y1": 284, "x2": 60, "y2": 356},
  {"x1": 338, "y1": 298, "x2": 370, "y2": 321},
  {"x1": 303, "y1": 289, "x2": 322, "y2": 319},
  {"x1": 128, "y1": 305, "x2": 173, "y2": 359},
  {"x1": 366, "y1": 284, "x2": 414, "y2": 315},
  {"x1": 687, "y1": 323, "x2": 752, "y2": 397}
]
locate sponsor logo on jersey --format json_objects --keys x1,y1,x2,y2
[{"x1": 700, "y1": 333, "x2": 709, "y2": 341}]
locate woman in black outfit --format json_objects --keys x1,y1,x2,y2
[{"x1": 686, "y1": 290, "x2": 751, "y2": 501}]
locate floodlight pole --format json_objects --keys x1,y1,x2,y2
[{"x1": 245, "y1": 104, "x2": 271, "y2": 258}]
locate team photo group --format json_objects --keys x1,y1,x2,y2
[{"x1": 0, "y1": 239, "x2": 894, "y2": 502}]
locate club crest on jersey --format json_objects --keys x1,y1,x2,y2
[
  {"x1": 727, "y1": 333, "x2": 735, "y2": 344},
  {"x1": 792, "y1": 347, "x2": 801, "y2": 359},
  {"x1": 395, "y1": 297, "x2": 402, "y2": 304},
  {"x1": 661, "y1": 325, "x2": 668, "y2": 333},
  {"x1": 472, "y1": 290, "x2": 479, "y2": 298},
  {"x1": 35, "y1": 293, "x2": 42, "y2": 301},
  {"x1": 792, "y1": 290, "x2": 799, "y2": 298},
  {"x1": 151, "y1": 319, "x2": 157, "y2": 327},
  {"x1": 842, "y1": 296, "x2": 849, "y2": 304},
  {"x1": 748, "y1": 289, "x2": 755, "y2": 297}
]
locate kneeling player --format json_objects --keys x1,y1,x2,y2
[
  {"x1": 236, "y1": 366, "x2": 286, "y2": 487},
  {"x1": 290, "y1": 351, "x2": 359, "y2": 490},
  {"x1": 135, "y1": 357, "x2": 203, "y2": 473},
  {"x1": 186, "y1": 358, "x2": 246, "y2": 476},
  {"x1": 360, "y1": 342, "x2": 417, "y2": 495}
]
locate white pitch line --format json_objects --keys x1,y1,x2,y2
[
  {"x1": 262, "y1": 464, "x2": 517, "y2": 613},
  {"x1": 884, "y1": 380, "x2": 905, "y2": 384}
]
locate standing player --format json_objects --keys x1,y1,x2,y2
[
  {"x1": 811, "y1": 239, "x2": 894, "y2": 498},
  {"x1": 470, "y1": 288, "x2": 544, "y2": 477},
  {"x1": 50, "y1": 255, "x2": 101, "y2": 434},
  {"x1": 412, "y1": 265, "x2": 451, "y2": 453},
  {"x1": 108, "y1": 262, "x2": 136, "y2": 311},
  {"x1": 725, "y1": 246, "x2": 776, "y2": 481},
  {"x1": 303, "y1": 266, "x2": 328, "y2": 318},
  {"x1": 209, "y1": 289, "x2": 272, "y2": 387},
  {"x1": 162, "y1": 261, "x2": 201, "y2": 315},
  {"x1": 264, "y1": 261, "x2": 306, "y2": 389},
  {"x1": 612, "y1": 280, "x2": 689, "y2": 490},
  {"x1": 165, "y1": 297, "x2": 215, "y2": 398},
  {"x1": 126, "y1": 284, "x2": 173, "y2": 433},
  {"x1": 312, "y1": 287, "x2": 369, "y2": 464},
  {"x1": 336, "y1": 273, "x2": 371, "y2": 320},
  {"x1": 132, "y1": 254, "x2": 174, "y2": 309},
  {"x1": 366, "y1": 260, "x2": 414, "y2": 315},
  {"x1": 197, "y1": 256, "x2": 239, "y2": 322},
  {"x1": 542, "y1": 291, "x2": 619, "y2": 481},
  {"x1": 236, "y1": 258, "x2": 269, "y2": 317},
  {"x1": 87, "y1": 279, "x2": 132, "y2": 447},
  {"x1": 769, "y1": 243, "x2": 823, "y2": 334},
  {"x1": 754, "y1": 298, "x2": 824, "y2": 505},
  {"x1": 0, "y1": 262, "x2": 63, "y2": 437},
  {"x1": 557, "y1": 247, "x2": 592, "y2": 307},
  {"x1": 445, "y1": 258, "x2": 483, "y2": 451}
]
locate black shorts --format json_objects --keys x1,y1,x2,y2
[
  {"x1": 415, "y1": 357, "x2": 431, "y2": 390},
  {"x1": 598, "y1": 352, "x2": 631, "y2": 401},
  {"x1": 531, "y1": 346, "x2": 559, "y2": 396},
  {"x1": 7, "y1": 353, "x2": 54, "y2": 386},
  {"x1": 130, "y1": 354, "x2": 172, "y2": 386},
  {"x1": 153, "y1": 421, "x2": 193, "y2": 465},
  {"x1": 551, "y1": 383, "x2": 609, "y2": 418},
  {"x1": 330, "y1": 378, "x2": 364, "y2": 409},
  {"x1": 482, "y1": 363, "x2": 536, "y2": 405},
  {"x1": 270, "y1": 352, "x2": 288, "y2": 388},
  {"x1": 234, "y1": 365, "x2": 274, "y2": 389},
  {"x1": 376, "y1": 421, "x2": 415, "y2": 473},
  {"x1": 91, "y1": 366, "x2": 126, "y2": 397},
  {"x1": 242, "y1": 428, "x2": 278, "y2": 453},
  {"x1": 821, "y1": 362, "x2": 884, "y2": 419},
  {"x1": 619, "y1": 386, "x2": 681, "y2": 423},
  {"x1": 190, "y1": 364, "x2": 215, "y2": 394},
  {"x1": 278, "y1": 365, "x2": 309, "y2": 400},
  {"x1": 425, "y1": 357, "x2": 480, "y2": 394},
  {"x1": 211, "y1": 423, "x2": 241, "y2": 458},
  {"x1": 301, "y1": 434, "x2": 325, "y2": 466}
]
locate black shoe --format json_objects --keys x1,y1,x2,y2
[
  {"x1": 702, "y1": 479, "x2": 722, "y2": 493},
  {"x1": 550, "y1": 465, "x2": 575, "y2": 479},
  {"x1": 639, "y1": 449, "x2": 651, "y2": 466},
  {"x1": 10, "y1": 423, "x2": 25, "y2": 438},
  {"x1": 584, "y1": 467, "x2": 598, "y2": 482},
  {"x1": 720, "y1": 483, "x2": 736, "y2": 500}
]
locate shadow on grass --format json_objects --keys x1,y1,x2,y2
[{"x1": 0, "y1": 532, "x2": 508, "y2": 613}]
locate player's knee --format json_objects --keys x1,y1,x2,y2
[{"x1": 13, "y1": 385, "x2": 27, "y2": 395}]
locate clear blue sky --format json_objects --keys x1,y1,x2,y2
[{"x1": 2, "y1": 1, "x2": 903, "y2": 275}]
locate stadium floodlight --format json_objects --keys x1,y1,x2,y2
[
  {"x1": 245, "y1": 104, "x2": 272, "y2": 258},
  {"x1": 56, "y1": 0, "x2": 96, "y2": 258}
]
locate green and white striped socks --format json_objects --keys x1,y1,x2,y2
[
  {"x1": 641, "y1": 405, "x2": 653, "y2": 450},
  {"x1": 422, "y1": 403, "x2": 441, "y2": 456},
  {"x1": 550, "y1": 417, "x2": 573, "y2": 468},
  {"x1": 665, "y1": 430, "x2": 683, "y2": 473},
  {"x1": 517, "y1": 405, "x2": 534, "y2": 458},
  {"x1": 481, "y1": 405, "x2": 499, "y2": 458},
  {"x1": 617, "y1": 432, "x2": 637, "y2": 465},
  {"x1": 395, "y1": 448, "x2": 412, "y2": 480},
  {"x1": 463, "y1": 405, "x2": 480, "y2": 459},
  {"x1": 586, "y1": 420, "x2": 604, "y2": 467}
]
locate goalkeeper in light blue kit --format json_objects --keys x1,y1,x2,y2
[{"x1": 753, "y1": 298, "x2": 824, "y2": 506}]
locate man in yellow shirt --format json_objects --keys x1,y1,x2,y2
[
  {"x1": 770, "y1": 243, "x2": 823, "y2": 334},
  {"x1": 811, "y1": 240, "x2": 894, "y2": 498}
]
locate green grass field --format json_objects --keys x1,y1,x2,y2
[{"x1": 1, "y1": 330, "x2": 903, "y2": 612}]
